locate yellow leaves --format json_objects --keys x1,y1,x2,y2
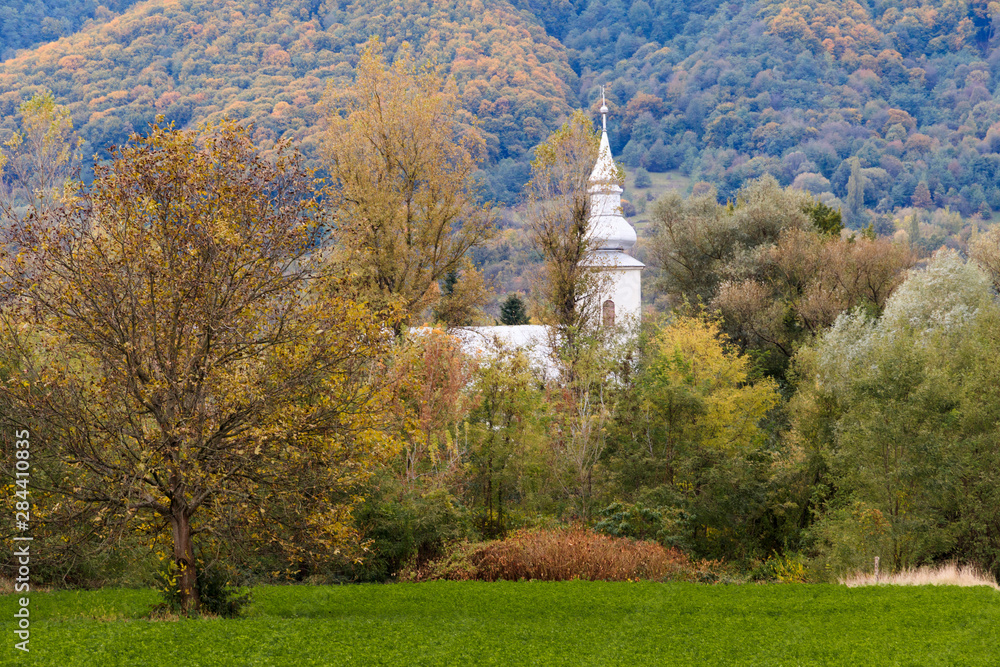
[
  {"x1": 655, "y1": 315, "x2": 747, "y2": 389},
  {"x1": 646, "y1": 314, "x2": 780, "y2": 452},
  {"x1": 0, "y1": 90, "x2": 81, "y2": 223},
  {"x1": 323, "y1": 37, "x2": 494, "y2": 322},
  {"x1": 529, "y1": 109, "x2": 599, "y2": 183},
  {"x1": 0, "y1": 120, "x2": 402, "y2": 578}
]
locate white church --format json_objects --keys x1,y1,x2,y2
[{"x1": 455, "y1": 100, "x2": 643, "y2": 366}]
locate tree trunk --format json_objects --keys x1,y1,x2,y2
[
  {"x1": 497, "y1": 479, "x2": 504, "y2": 537},
  {"x1": 486, "y1": 455, "x2": 493, "y2": 531},
  {"x1": 171, "y1": 509, "x2": 199, "y2": 613}
]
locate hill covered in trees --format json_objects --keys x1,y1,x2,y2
[
  {"x1": 0, "y1": 0, "x2": 142, "y2": 57},
  {"x1": 0, "y1": 0, "x2": 577, "y2": 180},
  {"x1": 3, "y1": 0, "x2": 1000, "y2": 223},
  {"x1": 578, "y1": 0, "x2": 1000, "y2": 225}
]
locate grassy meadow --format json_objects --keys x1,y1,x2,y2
[
  {"x1": 3, "y1": 581, "x2": 998, "y2": 666},
  {"x1": 624, "y1": 168, "x2": 690, "y2": 231}
]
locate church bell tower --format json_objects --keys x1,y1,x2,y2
[{"x1": 581, "y1": 90, "x2": 644, "y2": 327}]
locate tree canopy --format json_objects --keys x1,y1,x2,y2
[
  {"x1": 0, "y1": 121, "x2": 399, "y2": 611},
  {"x1": 324, "y1": 39, "x2": 494, "y2": 329}
]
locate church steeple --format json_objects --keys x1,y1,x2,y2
[
  {"x1": 581, "y1": 88, "x2": 644, "y2": 327},
  {"x1": 587, "y1": 88, "x2": 636, "y2": 252},
  {"x1": 601, "y1": 88, "x2": 608, "y2": 130}
]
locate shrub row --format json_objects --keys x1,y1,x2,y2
[{"x1": 401, "y1": 528, "x2": 725, "y2": 583}]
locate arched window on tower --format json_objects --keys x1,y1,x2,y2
[{"x1": 603, "y1": 299, "x2": 615, "y2": 327}]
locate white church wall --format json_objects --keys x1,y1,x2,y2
[{"x1": 600, "y1": 267, "x2": 642, "y2": 326}]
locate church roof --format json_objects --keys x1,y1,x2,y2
[
  {"x1": 580, "y1": 250, "x2": 645, "y2": 268},
  {"x1": 588, "y1": 128, "x2": 620, "y2": 188},
  {"x1": 450, "y1": 325, "x2": 558, "y2": 379}
]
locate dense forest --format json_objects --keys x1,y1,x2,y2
[
  {"x1": 0, "y1": 0, "x2": 577, "y2": 179},
  {"x1": 3, "y1": 0, "x2": 1000, "y2": 613},
  {"x1": 4, "y1": 0, "x2": 1000, "y2": 221},
  {"x1": 0, "y1": 0, "x2": 141, "y2": 56},
  {"x1": 3, "y1": 0, "x2": 1000, "y2": 306}
]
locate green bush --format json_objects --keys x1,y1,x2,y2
[
  {"x1": 154, "y1": 558, "x2": 251, "y2": 618},
  {"x1": 594, "y1": 502, "x2": 667, "y2": 542},
  {"x1": 350, "y1": 479, "x2": 472, "y2": 582},
  {"x1": 634, "y1": 167, "x2": 652, "y2": 188},
  {"x1": 748, "y1": 552, "x2": 809, "y2": 583},
  {"x1": 805, "y1": 501, "x2": 899, "y2": 582},
  {"x1": 594, "y1": 501, "x2": 693, "y2": 552}
]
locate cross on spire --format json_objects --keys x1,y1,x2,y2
[{"x1": 600, "y1": 86, "x2": 608, "y2": 131}]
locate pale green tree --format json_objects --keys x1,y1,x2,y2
[
  {"x1": 844, "y1": 157, "x2": 869, "y2": 229},
  {"x1": 0, "y1": 91, "x2": 80, "y2": 222},
  {"x1": 801, "y1": 250, "x2": 1000, "y2": 577}
]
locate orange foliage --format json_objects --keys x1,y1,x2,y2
[
  {"x1": 0, "y1": 0, "x2": 576, "y2": 166},
  {"x1": 393, "y1": 329, "x2": 479, "y2": 485},
  {"x1": 402, "y1": 528, "x2": 724, "y2": 582}
]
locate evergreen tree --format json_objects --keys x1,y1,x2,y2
[
  {"x1": 442, "y1": 268, "x2": 459, "y2": 296},
  {"x1": 499, "y1": 293, "x2": 529, "y2": 325},
  {"x1": 845, "y1": 158, "x2": 869, "y2": 229},
  {"x1": 805, "y1": 201, "x2": 842, "y2": 236}
]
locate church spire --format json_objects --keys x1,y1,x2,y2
[
  {"x1": 589, "y1": 86, "x2": 618, "y2": 187},
  {"x1": 579, "y1": 87, "x2": 644, "y2": 327},
  {"x1": 586, "y1": 88, "x2": 636, "y2": 252}
]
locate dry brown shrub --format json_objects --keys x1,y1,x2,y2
[
  {"x1": 840, "y1": 562, "x2": 1000, "y2": 590},
  {"x1": 401, "y1": 528, "x2": 722, "y2": 583}
]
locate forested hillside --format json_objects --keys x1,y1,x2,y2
[
  {"x1": 4, "y1": 0, "x2": 1000, "y2": 227},
  {"x1": 0, "y1": 0, "x2": 141, "y2": 57},
  {"x1": 0, "y1": 0, "x2": 576, "y2": 179},
  {"x1": 578, "y1": 0, "x2": 1000, "y2": 225}
]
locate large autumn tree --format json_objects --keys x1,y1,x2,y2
[
  {"x1": 525, "y1": 109, "x2": 602, "y2": 341},
  {"x1": 323, "y1": 39, "x2": 494, "y2": 329},
  {"x1": 524, "y1": 110, "x2": 627, "y2": 517},
  {"x1": 0, "y1": 121, "x2": 398, "y2": 612}
]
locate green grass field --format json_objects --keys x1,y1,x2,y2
[{"x1": 3, "y1": 581, "x2": 999, "y2": 666}]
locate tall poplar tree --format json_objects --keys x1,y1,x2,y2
[
  {"x1": 323, "y1": 39, "x2": 493, "y2": 330},
  {"x1": 845, "y1": 157, "x2": 869, "y2": 229}
]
